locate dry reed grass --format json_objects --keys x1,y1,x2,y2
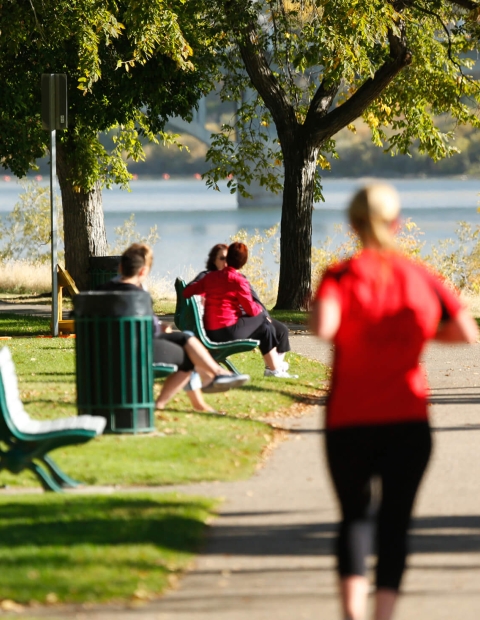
[
  {"x1": 0, "y1": 262, "x2": 193, "y2": 301},
  {"x1": 3, "y1": 220, "x2": 480, "y2": 311},
  {"x1": 147, "y1": 265, "x2": 196, "y2": 301},
  {"x1": 0, "y1": 261, "x2": 51, "y2": 295},
  {"x1": 460, "y1": 292, "x2": 480, "y2": 316}
]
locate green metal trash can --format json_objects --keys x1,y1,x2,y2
[
  {"x1": 88, "y1": 256, "x2": 121, "y2": 289},
  {"x1": 74, "y1": 291, "x2": 155, "y2": 433}
]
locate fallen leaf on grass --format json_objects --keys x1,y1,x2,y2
[
  {"x1": 167, "y1": 574, "x2": 180, "y2": 589},
  {"x1": 0, "y1": 600, "x2": 25, "y2": 612},
  {"x1": 132, "y1": 587, "x2": 153, "y2": 601},
  {"x1": 45, "y1": 592, "x2": 58, "y2": 604}
]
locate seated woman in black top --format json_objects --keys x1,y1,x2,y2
[{"x1": 98, "y1": 243, "x2": 249, "y2": 408}]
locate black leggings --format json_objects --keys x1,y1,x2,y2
[
  {"x1": 207, "y1": 313, "x2": 278, "y2": 355},
  {"x1": 153, "y1": 332, "x2": 194, "y2": 372},
  {"x1": 326, "y1": 421, "x2": 431, "y2": 591}
]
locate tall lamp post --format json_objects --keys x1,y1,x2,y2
[{"x1": 41, "y1": 74, "x2": 68, "y2": 337}]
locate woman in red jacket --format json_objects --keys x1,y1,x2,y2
[
  {"x1": 189, "y1": 242, "x2": 293, "y2": 375},
  {"x1": 311, "y1": 183, "x2": 478, "y2": 620},
  {"x1": 184, "y1": 242, "x2": 295, "y2": 378}
]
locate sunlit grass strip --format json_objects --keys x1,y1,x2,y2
[
  {"x1": 0, "y1": 493, "x2": 216, "y2": 605},
  {"x1": 0, "y1": 313, "x2": 50, "y2": 336},
  {"x1": 269, "y1": 309, "x2": 308, "y2": 325}
]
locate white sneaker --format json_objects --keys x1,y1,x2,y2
[
  {"x1": 264, "y1": 361, "x2": 289, "y2": 375},
  {"x1": 264, "y1": 368, "x2": 298, "y2": 379}
]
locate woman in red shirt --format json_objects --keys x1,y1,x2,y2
[
  {"x1": 184, "y1": 242, "x2": 295, "y2": 378},
  {"x1": 311, "y1": 183, "x2": 478, "y2": 620},
  {"x1": 188, "y1": 242, "x2": 293, "y2": 375}
]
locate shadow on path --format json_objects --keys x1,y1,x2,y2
[{"x1": 200, "y1": 513, "x2": 480, "y2": 557}]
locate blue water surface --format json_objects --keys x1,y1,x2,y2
[{"x1": 0, "y1": 176, "x2": 478, "y2": 280}]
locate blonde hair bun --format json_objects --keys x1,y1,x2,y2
[{"x1": 348, "y1": 183, "x2": 401, "y2": 249}]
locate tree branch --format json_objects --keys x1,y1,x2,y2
[
  {"x1": 225, "y1": 5, "x2": 298, "y2": 135},
  {"x1": 444, "y1": 0, "x2": 480, "y2": 10},
  {"x1": 304, "y1": 79, "x2": 340, "y2": 129},
  {"x1": 309, "y1": 24, "x2": 412, "y2": 145}
]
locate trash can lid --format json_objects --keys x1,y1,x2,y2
[
  {"x1": 88, "y1": 256, "x2": 121, "y2": 272},
  {"x1": 74, "y1": 291, "x2": 153, "y2": 317}
]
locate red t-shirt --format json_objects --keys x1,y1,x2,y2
[
  {"x1": 316, "y1": 250, "x2": 462, "y2": 429},
  {"x1": 184, "y1": 266, "x2": 263, "y2": 330}
]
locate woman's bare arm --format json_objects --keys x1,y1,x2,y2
[
  {"x1": 310, "y1": 297, "x2": 341, "y2": 342},
  {"x1": 434, "y1": 309, "x2": 479, "y2": 344}
]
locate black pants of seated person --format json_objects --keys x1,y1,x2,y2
[
  {"x1": 153, "y1": 332, "x2": 194, "y2": 371},
  {"x1": 207, "y1": 313, "x2": 278, "y2": 355},
  {"x1": 270, "y1": 318, "x2": 290, "y2": 354}
]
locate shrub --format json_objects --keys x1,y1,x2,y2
[
  {"x1": 424, "y1": 222, "x2": 480, "y2": 292},
  {"x1": 230, "y1": 225, "x2": 279, "y2": 304},
  {"x1": 0, "y1": 181, "x2": 161, "y2": 295},
  {"x1": 108, "y1": 213, "x2": 159, "y2": 255},
  {"x1": 0, "y1": 180, "x2": 63, "y2": 263}
]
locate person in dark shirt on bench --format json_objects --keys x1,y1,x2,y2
[{"x1": 98, "y1": 243, "x2": 249, "y2": 409}]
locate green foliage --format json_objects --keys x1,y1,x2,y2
[
  {"x1": 424, "y1": 221, "x2": 480, "y2": 292},
  {"x1": 0, "y1": 181, "x2": 63, "y2": 263},
  {"x1": 311, "y1": 224, "x2": 360, "y2": 287},
  {"x1": 227, "y1": 217, "x2": 479, "y2": 295},
  {"x1": 205, "y1": 107, "x2": 285, "y2": 199},
  {"x1": 200, "y1": 1, "x2": 480, "y2": 309},
  {"x1": 204, "y1": 1, "x2": 480, "y2": 199},
  {"x1": 0, "y1": 0, "x2": 220, "y2": 191},
  {"x1": 309, "y1": 217, "x2": 480, "y2": 294}
]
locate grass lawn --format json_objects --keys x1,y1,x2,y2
[
  {"x1": 0, "y1": 313, "x2": 327, "y2": 488},
  {"x1": 0, "y1": 313, "x2": 52, "y2": 337},
  {"x1": 0, "y1": 493, "x2": 217, "y2": 606},
  {"x1": 269, "y1": 308, "x2": 308, "y2": 325},
  {"x1": 0, "y1": 336, "x2": 327, "y2": 488}
]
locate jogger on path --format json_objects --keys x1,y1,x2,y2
[{"x1": 311, "y1": 183, "x2": 478, "y2": 620}]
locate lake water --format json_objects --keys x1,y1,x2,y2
[{"x1": 0, "y1": 176, "x2": 478, "y2": 282}]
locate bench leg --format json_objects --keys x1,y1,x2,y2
[
  {"x1": 41, "y1": 455, "x2": 81, "y2": 489},
  {"x1": 222, "y1": 359, "x2": 241, "y2": 375},
  {"x1": 27, "y1": 462, "x2": 65, "y2": 493}
]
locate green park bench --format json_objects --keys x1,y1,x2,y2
[
  {"x1": 0, "y1": 347, "x2": 106, "y2": 492},
  {"x1": 174, "y1": 277, "x2": 259, "y2": 375},
  {"x1": 153, "y1": 362, "x2": 178, "y2": 378}
]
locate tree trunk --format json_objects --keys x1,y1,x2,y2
[
  {"x1": 274, "y1": 142, "x2": 318, "y2": 310},
  {"x1": 56, "y1": 144, "x2": 108, "y2": 290}
]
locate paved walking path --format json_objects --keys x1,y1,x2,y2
[
  {"x1": 2, "y1": 305, "x2": 480, "y2": 619},
  {"x1": 70, "y1": 340, "x2": 479, "y2": 620}
]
